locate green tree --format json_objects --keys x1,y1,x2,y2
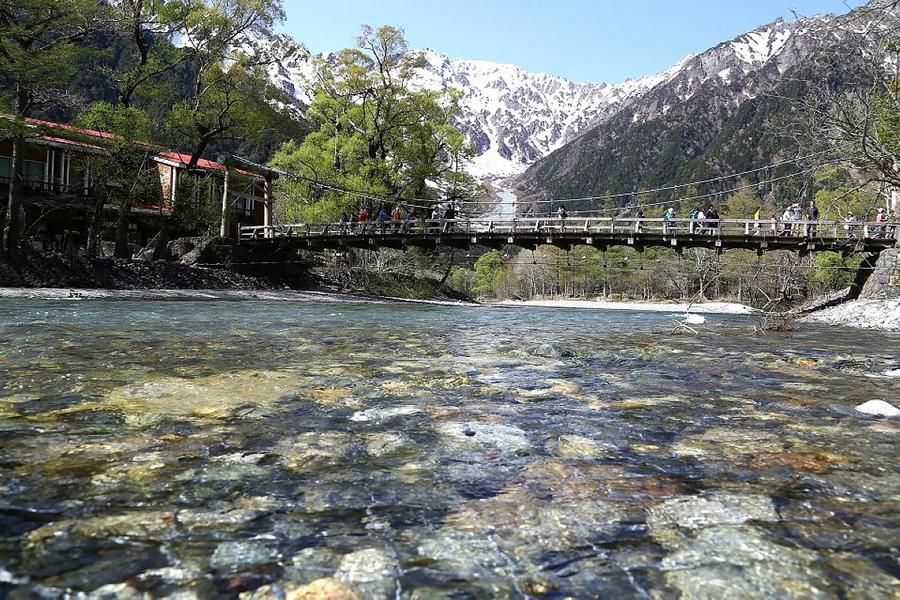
[
  {"x1": 473, "y1": 250, "x2": 507, "y2": 298},
  {"x1": 271, "y1": 25, "x2": 473, "y2": 221},
  {"x1": 0, "y1": 0, "x2": 107, "y2": 249},
  {"x1": 164, "y1": 0, "x2": 301, "y2": 168},
  {"x1": 75, "y1": 102, "x2": 159, "y2": 257},
  {"x1": 103, "y1": 0, "x2": 195, "y2": 108}
]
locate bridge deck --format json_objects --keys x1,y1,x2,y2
[{"x1": 239, "y1": 217, "x2": 899, "y2": 254}]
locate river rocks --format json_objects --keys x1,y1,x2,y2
[
  {"x1": 287, "y1": 577, "x2": 360, "y2": 600},
  {"x1": 349, "y1": 405, "x2": 422, "y2": 422},
  {"x1": 660, "y1": 525, "x2": 832, "y2": 599},
  {"x1": 435, "y1": 421, "x2": 531, "y2": 454},
  {"x1": 362, "y1": 432, "x2": 412, "y2": 457},
  {"x1": 417, "y1": 531, "x2": 512, "y2": 579},
  {"x1": 276, "y1": 431, "x2": 357, "y2": 472},
  {"x1": 210, "y1": 540, "x2": 280, "y2": 573},
  {"x1": 648, "y1": 492, "x2": 779, "y2": 531},
  {"x1": 854, "y1": 400, "x2": 899, "y2": 417},
  {"x1": 528, "y1": 343, "x2": 576, "y2": 359},
  {"x1": 547, "y1": 434, "x2": 610, "y2": 458},
  {"x1": 334, "y1": 548, "x2": 400, "y2": 600},
  {"x1": 672, "y1": 428, "x2": 784, "y2": 459},
  {"x1": 94, "y1": 370, "x2": 303, "y2": 427}
]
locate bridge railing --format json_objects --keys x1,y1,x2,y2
[{"x1": 240, "y1": 217, "x2": 899, "y2": 242}]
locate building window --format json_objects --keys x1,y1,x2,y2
[
  {"x1": 233, "y1": 196, "x2": 255, "y2": 217},
  {"x1": 24, "y1": 160, "x2": 45, "y2": 188},
  {"x1": 0, "y1": 158, "x2": 44, "y2": 187}
]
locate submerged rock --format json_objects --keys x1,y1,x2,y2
[
  {"x1": 854, "y1": 400, "x2": 899, "y2": 417},
  {"x1": 529, "y1": 343, "x2": 576, "y2": 359},
  {"x1": 277, "y1": 431, "x2": 357, "y2": 472},
  {"x1": 362, "y1": 432, "x2": 412, "y2": 457},
  {"x1": 348, "y1": 405, "x2": 422, "y2": 422},
  {"x1": 548, "y1": 434, "x2": 610, "y2": 459},
  {"x1": 661, "y1": 525, "x2": 832, "y2": 599},
  {"x1": 209, "y1": 540, "x2": 280, "y2": 573},
  {"x1": 435, "y1": 421, "x2": 531, "y2": 453},
  {"x1": 648, "y1": 492, "x2": 779, "y2": 531},
  {"x1": 334, "y1": 548, "x2": 400, "y2": 600},
  {"x1": 286, "y1": 577, "x2": 360, "y2": 600}
]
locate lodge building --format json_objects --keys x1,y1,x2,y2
[{"x1": 0, "y1": 117, "x2": 276, "y2": 254}]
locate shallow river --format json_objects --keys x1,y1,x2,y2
[{"x1": 0, "y1": 300, "x2": 898, "y2": 599}]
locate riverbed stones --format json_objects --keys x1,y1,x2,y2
[
  {"x1": 547, "y1": 434, "x2": 609, "y2": 458},
  {"x1": 435, "y1": 421, "x2": 530, "y2": 454},
  {"x1": 287, "y1": 577, "x2": 360, "y2": 600},
  {"x1": 349, "y1": 405, "x2": 422, "y2": 422},
  {"x1": 660, "y1": 525, "x2": 832, "y2": 599},
  {"x1": 334, "y1": 548, "x2": 400, "y2": 600},
  {"x1": 277, "y1": 431, "x2": 357, "y2": 472},
  {"x1": 854, "y1": 399, "x2": 900, "y2": 417},
  {"x1": 209, "y1": 540, "x2": 280, "y2": 573},
  {"x1": 362, "y1": 432, "x2": 412, "y2": 457},
  {"x1": 95, "y1": 370, "x2": 302, "y2": 427},
  {"x1": 648, "y1": 491, "x2": 779, "y2": 532}
]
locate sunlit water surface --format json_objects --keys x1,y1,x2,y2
[{"x1": 0, "y1": 300, "x2": 898, "y2": 598}]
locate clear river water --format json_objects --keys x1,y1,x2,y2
[{"x1": 0, "y1": 299, "x2": 897, "y2": 599}]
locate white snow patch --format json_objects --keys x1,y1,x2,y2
[{"x1": 731, "y1": 26, "x2": 791, "y2": 65}]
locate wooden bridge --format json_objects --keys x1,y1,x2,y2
[{"x1": 239, "y1": 217, "x2": 899, "y2": 255}]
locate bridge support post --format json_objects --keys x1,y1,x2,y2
[
  {"x1": 219, "y1": 167, "x2": 230, "y2": 239},
  {"x1": 263, "y1": 175, "x2": 273, "y2": 239}
]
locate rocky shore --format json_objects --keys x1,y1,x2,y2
[
  {"x1": 799, "y1": 298, "x2": 900, "y2": 332},
  {"x1": 0, "y1": 249, "x2": 273, "y2": 290}
]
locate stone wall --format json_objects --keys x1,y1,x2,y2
[{"x1": 860, "y1": 248, "x2": 900, "y2": 299}]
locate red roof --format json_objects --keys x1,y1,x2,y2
[
  {"x1": 26, "y1": 117, "x2": 120, "y2": 142},
  {"x1": 6, "y1": 115, "x2": 267, "y2": 179},
  {"x1": 156, "y1": 150, "x2": 226, "y2": 172}
]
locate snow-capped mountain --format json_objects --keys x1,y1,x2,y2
[
  {"x1": 263, "y1": 47, "x2": 688, "y2": 178},
  {"x1": 410, "y1": 51, "x2": 688, "y2": 177},
  {"x1": 519, "y1": 0, "x2": 898, "y2": 202}
]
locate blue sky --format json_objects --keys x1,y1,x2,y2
[{"x1": 280, "y1": 0, "x2": 862, "y2": 82}]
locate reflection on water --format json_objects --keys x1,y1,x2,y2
[{"x1": 0, "y1": 300, "x2": 898, "y2": 598}]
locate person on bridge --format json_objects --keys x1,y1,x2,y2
[
  {"x1": 782, "y1": 207, "x2": 793, "y2": 236},
  {"x1": 844, "y1": 212, "x2": 857, "y2": 236},
  {"x1": 391, "y1": 206, "x2": 403, "y2": 233},
  {"x1": 403, "y1": 208, "x2": 416, "y2": 234},
  {"x1": 875, "y1": 207, "x2": 887, "y2": 238},
  {"x1": 557, "y1": 204, "x2": 568, "y2": 231},
  {"x1": 636, "y1": 208, "x2": 644, "y2": 233},
  {"x1": 377, "y1": 206, "x2": 390, "y2": 233},
  {"x1": 429, "y1": 207, "x2": 441, "y2": 234},
  {"x1": 753, "y1": 207, "x2": 762, "y2": 235},
  {"x1": 708, "y1": 207, "x2": 720, "y2": 234},
  {"x1": 807, "y1": 201, "x2": 819, "y2": 236},
  {"x1": 695, "y1": 208, "x2": 706, "y2": 234},
  {"x1": 339, "y1": 212, "x2": 350, "y2": 235},
  {"x1": 444, "y1": 205, "x2": 457, "y2": 232},
  {"x1": 357, "y1": 207, "x2": 369, "y2": 234},
  {"x1": 664, "y1": 207, "x2": 676, "y2": 234}
]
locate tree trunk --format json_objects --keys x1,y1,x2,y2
[
  {"x1": 85, "y1": 195, "x2": 106, "y2": 258},
  {"x1": 114, "y1": 200, "x2": 133, "y2": 258},
  {"x1": 3, "y1": 85, "x2": 28, "y2": 250}
]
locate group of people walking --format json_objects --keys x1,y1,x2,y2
[{"x1": 337, "y1": 204, "x2": 459, "y2": 235}]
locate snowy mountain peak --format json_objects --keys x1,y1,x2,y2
[{"x1": 731, "y1": 20, "x2": 793, "y2": 65}]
